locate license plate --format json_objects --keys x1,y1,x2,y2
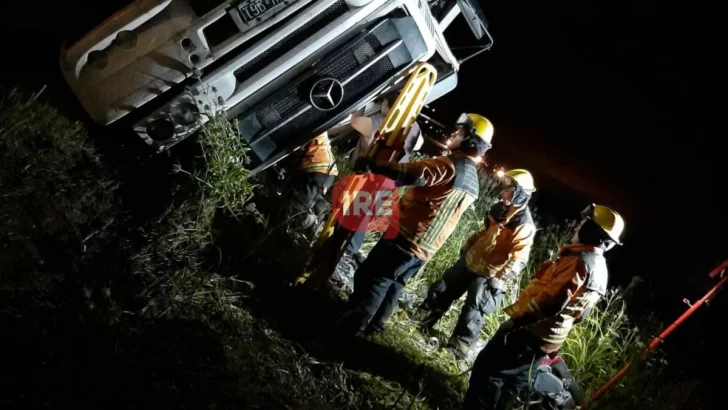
[{"x1": 238, "y1": 0, "x2": 289, "y2": 24}]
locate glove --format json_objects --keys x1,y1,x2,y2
[
  {"x1": 498, "y1": 319, "x2": 516, "y2": 333},
  {"x1": 353, "y1": 157, "x2": 376, "y2": 173}
]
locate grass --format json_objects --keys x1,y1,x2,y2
[{"x1": 1, "y1": 87, "x2": 671, "y2": 410}]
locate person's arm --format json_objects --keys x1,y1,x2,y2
[
  {"x1": 356, "y1": 156, "x2": 456, "y2": 187},
  {"x1": 504, "y1": 258, "x2": 588, "y2": 324},
  {"x1": 497, "y1": 223, "x2": 535, "y2": 280},
  {"x1": 351, "y1": 115, "x2": 374, "y2": 147},
  {"x1": 403, "y1": 123, "x2": 423, "y2": 155}
]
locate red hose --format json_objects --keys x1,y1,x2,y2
[{"x1": 586, "y1": 260, "x2": 728, "y2": 407}]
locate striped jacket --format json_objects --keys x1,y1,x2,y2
[
  {"x1": 372, "y1": 153, "x2": 479, "y2": 260},
  {"x1": 504, "y1": 244, "x2": 608, "y2": 352},
  {"x1": 300, "y1": 132, "x2": 338, "y2": 175}
]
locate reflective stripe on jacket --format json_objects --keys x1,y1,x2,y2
[
  {"x1": 503, "y1": 244, "x2": 608, "y2": 352},
  {"x1": 300, "y1": 132, "x2": 338, "y2": 175},
  {"x1": 374, "y1": 154, "x2": 479, "y2": 260},
  {"x1": 462, "y1": 205, "x2": 535, "y2": 278}
]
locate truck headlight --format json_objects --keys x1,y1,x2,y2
[
  {"x1": 345, "y1": 0, "x2": 374, "y2": 7},
  {"x1": 147, "y1": 118, "x2": 175, "y2": 141}
]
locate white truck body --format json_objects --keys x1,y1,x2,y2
[{"x1": 61, "y1": 0, "x2": 491, "y2": 173}]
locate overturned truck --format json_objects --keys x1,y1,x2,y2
[{"x1": 61, "y1": 0, "x2": 492, "y2": 174}]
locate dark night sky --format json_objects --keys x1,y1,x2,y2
[
  {"x1": 1, "y1": 0, "x2": 726, "y2": 401},
  {"x1": 433, "y1": 0, "x2": 725, "y2": 309}
]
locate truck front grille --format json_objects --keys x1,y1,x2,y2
[
  {"x1": 237, "y1": 16, "x2": 428, "y2": 166},
  {"x1": 268, "y1": 57, "x2": 394, "y2": 140},
  {"x1": 233, "y1": 1, "x2": 348, "y2": 83}
]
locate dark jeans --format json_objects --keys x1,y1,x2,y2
[
  {"x1": 463, "y1": 324, "x2": 547, "y2": 410},
  {"x1": 344, "y1": 236, "x2": 425, "y2": 332},
  {"x1": 550, "y1": 359, "x2": 585, "y2": 405},
  {"x1": 346, "y1": 228, "x2": 365, "y2": 255},
  {"x1": 422, "y1": 257, "x2": 505, "y2": 353}
]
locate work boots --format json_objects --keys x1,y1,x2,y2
[
  {"x1": 412, "y1": 304, "x2": 443, "y2": 336},
  {"x1": 331, "y1": 251, "x2": 366, "y2": 293},
  {"x1": 442, "y1": 339, "x2": 469, "y2": 360}
]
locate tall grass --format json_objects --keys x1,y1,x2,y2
[
  {"x1": 139, "y1": 111, "x2": 435, "y2": 409},
  {"x1": 0, "y1": 86, "x2": 120, "y2": 263},
  {"x1": 197, "y1": 113, "x2": 257, "y2": 216}
]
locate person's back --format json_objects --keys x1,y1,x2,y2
[
  {"x1": 507, "y1": 243, "x2": 607, "y2": 352},
  {"x1": 395, "y1": 153, "x2": 479, "y2": 260}
]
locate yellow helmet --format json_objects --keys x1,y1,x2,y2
[
  {"x1": 581, "y1": 204, "x2": 625, "y2": 244},
  {"x1": 505, "y1": 169, "x2": 536, "y2": 192},
  {"x1": 455, "y1": 113, "x2": 494, "y2": 144}
]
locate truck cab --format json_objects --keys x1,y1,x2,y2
[{"x1": 61, "y1": 0, "x2": 491, "y2": 174}]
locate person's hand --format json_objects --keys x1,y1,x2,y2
[
  {"x1": 499, "y1": 319, "x2": 516, "y2": 333},
  {"x1": 353, "y1": 157, "x2": 376, "y2": 173}
]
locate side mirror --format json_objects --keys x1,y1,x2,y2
[{"x1": 456, "y1": 0, "x2": 491, "y2": 41}]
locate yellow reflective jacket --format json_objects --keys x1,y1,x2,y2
[
  {"x1": 504, "y1": 244, "x2": 608, "y2": 353},
  {"x1": 300, "y1": 132, "x2": 338, "y2": 175},
  {"x1": 461, "y1": 205, "x2": 535, "y2": 279}
]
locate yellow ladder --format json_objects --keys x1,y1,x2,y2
[{"x1": 296, "y1": 62, "x2": 438, "y2": 288}]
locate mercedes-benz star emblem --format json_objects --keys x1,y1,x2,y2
[{"x1": 309, "y1": 77, "x2": 344, "y2": 111}]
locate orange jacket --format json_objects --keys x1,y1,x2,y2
[
  {"x1": 373, "y1": 153, "x2": 479, "y2": 260},
  {"x1": 461, "y1": 205, "x2": 535, "y2": 279},
  {"x1": 300, "y1": 132, "x2": 338, "y2": 175},
  {"x1": 504, "y1": 244, "x2": 608, "y2": 353}
]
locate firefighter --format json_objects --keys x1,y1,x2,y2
[
  {"x1": 290, "y1": 132, "x2": 338, "y2": 234},
  {"x1": 417, "y1": 169, "x2": 537, "y2": 359},
  {"x1": 344, "y1": 94, "x2": 424, "y2": 260},
  {"x1": 462, "y1": 204, "x2": 625, "y2": 410},
  {"x1": 337, "y1": 113, "x2": 495, "y2": 335}
]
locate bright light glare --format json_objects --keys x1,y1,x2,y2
[{"x1": 496, "y1": 169, "x2": 505, "y2": 178}]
